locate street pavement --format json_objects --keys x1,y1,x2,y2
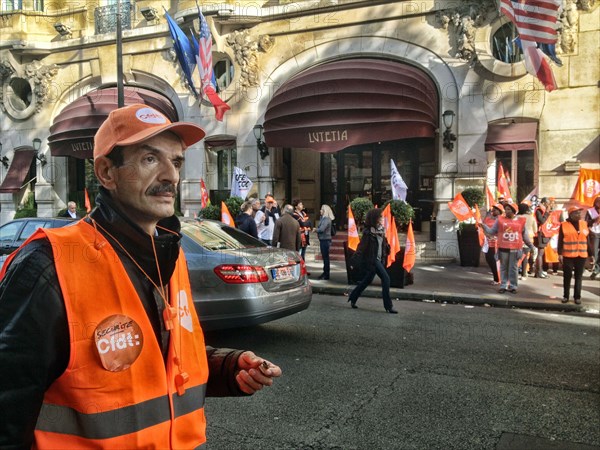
[{"x1": 305, "y1": 257, "x2": 600, "y2": 316}]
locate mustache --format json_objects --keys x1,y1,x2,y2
[{"x1": 146, "y1": 184, "x2": 177, "y2": 196}]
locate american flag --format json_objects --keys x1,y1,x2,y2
[
  {"x1": 500, "y1": 0, "x2": 560, "y2": 91},
  {"x1": 500, "y1": 0, "x2": 561, "y2": 43},
  {"x1": 196, "y1": 10, "x2": 230, "y2": 121}
]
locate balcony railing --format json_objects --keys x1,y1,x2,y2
[{"x1": 94, "y1": 2, "x2": 132, "y2": 35}]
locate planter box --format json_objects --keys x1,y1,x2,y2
[{"x1": 457, "y1": 224, "x2": 481, "y2": 267}]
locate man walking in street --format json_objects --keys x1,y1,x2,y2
[
  {"x1": 559, "y1": 206, "x2": 591, "y2": 304},
  {"x1": 0, "y1": 104, "x2": 281, "y2": 448},
  {"x1": 272, "y1": 204, "x2": 302, "y2": 251}
]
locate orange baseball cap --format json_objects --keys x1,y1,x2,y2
[
  {"x1": 265, "y1": 195, "x2": 275, "y2": 202},
  {"x1": 93, "y1": 104, "x2": 205, "y2": 159},
  {"x1": 492, "y1": 203, "x2": 505, "y2": 213}
]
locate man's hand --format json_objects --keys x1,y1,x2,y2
[{"x1": 235, "y1": 351, "x2": 282, "y2": 394}]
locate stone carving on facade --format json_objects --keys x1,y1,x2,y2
[
  {"x1": 0, "y1": 59, "x2": 16, "y2": 79},
  {"x1": 226, "y1": 29, "x2": 273, "y2": 87},
  {"x1": 557, "y1": 0, "x2": 580, "y2": 54},
  {"x1": 436, "y1": 1, "x2": 496, "y2": 61},
  {"x1": 23, "y1": 60, "x2": 59, "y2": 113},
  {"x1": 577, "y1": 0, "x2": 595, "y2": 10}
]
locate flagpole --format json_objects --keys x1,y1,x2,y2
[{"x1": 116, "y1": 0, "x2": 124, "y2": 107}]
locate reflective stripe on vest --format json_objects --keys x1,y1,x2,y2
[
  {"x1": 36, "y1": 384, "x2": 206, "y2": 439},
  {"x1": 561, "y1": 220, "x2": 589, "y2": 258},
  {"x1": 27, "y1": 221, "x2": 209, "y2": 449}
]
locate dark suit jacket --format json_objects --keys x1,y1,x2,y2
[{"x1": 272, "y1": 214, "x2": 301, "y2": 251}]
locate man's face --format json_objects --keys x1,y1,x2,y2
[
  {"x1": 296, "y1": 202, "x2": 303, "y2": 210},
  {"x1": 569, "y1": 210, "x2": 582, "y2": 221},
  {"x1": 266, "y1": 200, "x2": 274, "y2": 210},
  {"x1": 104, "y1": 133, "x2": 184, "y2": 230},
  {"x1": 68, "y1": 204, "x2": 76, "y2": 213},
  {"x1": 252, "y1": 200, "x2": 261, "y2": 211},
  {"x1": 505, "y1": 207, "x2": 515, "y2": 218}
]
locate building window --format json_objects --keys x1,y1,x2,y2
[
  {"x1": 217, "y1": 147, "x2": 236, "y2": 191},
  {"x1": 1, "y1": 0, "x2": 23, "y2": 12},
  {"x1": 496, "y1": 150, "x2": 535, "y2": 202},
  {"x1": 33, "y1": 0, "x2": 43, "y2": 11},
  {"x1": 213, "y1": 55, "x2": 234, "y2": 92},
  {"x1": 492, "y1": 22, "x2": 523, "y2": 64}
]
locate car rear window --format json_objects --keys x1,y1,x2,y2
[{"x1": 181, "y1": 221, "x2": 266, "y2": 250}]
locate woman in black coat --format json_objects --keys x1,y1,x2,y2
[{"x1": 347, "y1": 208, "x2": 397, "y2": 313}]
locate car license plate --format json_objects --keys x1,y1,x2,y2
[{"x1": 272, "y1": 265, "x2": 295, "y2": 281}]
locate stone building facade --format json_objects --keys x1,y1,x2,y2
[{"x1": 1, "y1": 0, "x2": 598, "y2": 259}]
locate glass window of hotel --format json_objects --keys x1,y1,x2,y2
[
  {"x1": 1, "y1": 0, "x2": 22, "y2": 11},
  {"x1": 492, "y1": 22, "x2": 524, "y2": 64},
  {"x1": 496, "y1": 150, "x2": 535, "y2": 202},
  {"x1": 217, "y1": 147, "x2": 237, "y2": 191}
]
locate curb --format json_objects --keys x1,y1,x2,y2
[{"x1": 310, "y1": 283, "x2": 597, "y2": 316}]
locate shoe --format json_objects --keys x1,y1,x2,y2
[
  {"x1": 491, "y1": 281, "x2": 500, "y2": 285},
  {"x1": 348, "y1": 298, "x2": 358, "y2": 309},
  {"x1": 385, "y1": 308, "x2": 398, "y2": 314},
  {"x1": 574, "y1": 298, "x2": 581, "y2": 305},
  {"x1": 518, "y1": 276, "x2": 523, "y2": 280},
  {"x1": 535, "y1": 273, "x2": 548, "y2": 279},
  {"x1": 561, "y1": 297, "x2": 569, "y2": 303},
  {"x1": 499, "y1": 288, "x2": 507, "y2": 293},
  {"x1": 591, "y1": 273, "x2": 598, "y2": 280},
  {"x1": 318, "y1": 274, "x2": 329, "y2": 280},
  {"x1": 509, "y1": 288, "x2": 517, "y2": 294}
]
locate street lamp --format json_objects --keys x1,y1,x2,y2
[
  {"x1": 0, "y1": 142, "x2": 7, "y2": 169},
  {"x1": 33, "y1": 138, "x2": 47, "y2": 165},
  {"x1": 253, "y1": 124, "x2": 269, "y2": 160},
  {"x1": 442, "y1": 110, "x2": 457, "y2": 152}
]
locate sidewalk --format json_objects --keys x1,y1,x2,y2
[{"x1": 305, "y1": 258, "x2": 600, "y2": 316}]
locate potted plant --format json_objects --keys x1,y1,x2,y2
[
  {"x1": 456, "y1": 187, "x2": 485, "y2": 267},
  {"x1": 224, "y1": 196, "x2": 244, "y2": 219},
  {"x1": 382, "y1": 199, "x2": 415, "y2": 230},
  {"x1": 349, "y1": 197, "x2": 374, "y2": 230},
  {"x1": 198, "y1": 204, "x2": 220, "y2": 220}
]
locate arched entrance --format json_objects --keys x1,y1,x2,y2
[{"x1": 263, "y1": 58, "x2": 439, "y2": 227}]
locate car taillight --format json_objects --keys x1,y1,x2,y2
[
  {"x1": 214, "y1": 264, "x2": 269, "y2": 284},
  {"x1": 299, "y1": 259, "x2": 307, "y2": 276}
]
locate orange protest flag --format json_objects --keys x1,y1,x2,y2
[
  {"x1": 403, "y1": 220, "x2": 416, "y2": 273},
  {"x1": 497, "y1": 162, "x2": 513, "y2": 204},
  {"x1": 221, "y1": 201, "x2": 235, "y2": 227},
  {"x1": 486, "y1": 185, "x2": 495, "y2": 211},
  {"x1": 540, "y1": 210, "x2": 562, "y2": 238},
  {"x1": 447, "y1": 193, "x2": 474, "y2": 222},
  {"x1": 474, "y1": 204, "x2": 485, "y2": 247},
  {"x1": 382, "y1": 204, "x2": 400, "y2": 267},
  {"x1": 570, "y1": 168, "x2": 600, "y2": 207},
  {"x1": 347, "y1": 205, "x2": 360, "y2": 251},
  {"x1": 84, "y1": 188, "x2": 92, "y2": 213}
]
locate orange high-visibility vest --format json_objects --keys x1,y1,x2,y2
[
  {"x1": 3, "y1": 221, "x2": 209, "y2": 449},
  {"x1": 561, "y1": 220, "x2": 589, "y2": 258},
  {"x1": 496, "y1": 216, "x2": 525, "y2": 250}
]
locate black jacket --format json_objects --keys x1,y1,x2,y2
[
  {"x1": 236, "y1": 212, "x2": 259, "y2": 238},
  {"x1": 353, "y1": 227, "x2": 390, "y2": 269},
  {"x1": 0, "y1": 188, "x2": 246, "y2": 448}
]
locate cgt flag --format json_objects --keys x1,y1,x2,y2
[
  {"x1": 230, "y1": 166, "x2": 253, "y2": 199},
  {"x1": 221, "y1": 201, "x2": 235, "y2": 227},
  {"x1": 570, "y1": 168, "x2": 600, "y2": 208},
  {"x1": 486, "y1": 185, "x2": 496, "y2": 211},
  {"x1": 347, "y1": 205, "x2": 360, "y2": 251},
  {"x1": 497, "y1": 162, "x2": 513, "y2": 204},
  {"x1": 382, "y1": 204, "x2": 400, "y2": 267},
  {"x1": 474, "y1": 204, "x2": 486, "y2": 247},
  {"x1": 448, "y1": 193, "x2": 474, "y2": 222},
  {"x1": 390, "y1": 159, "x2": 408, "y2": 201},
  {"x1": 403, "y1": 220, "x2": 416, "y2": 273},
  {"x1": 200, "y1": 178, "x2": 210, "y2": 208}
]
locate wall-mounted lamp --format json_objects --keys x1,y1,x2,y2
[
  {"x1": 0, "y1": 142, "x2": 7, "y2": 169},
  {"x1": 33, "y1": 138, "x2": 47, "y2": 166},
  {"x1": 442, "y1": 109, "x2": 457, "y2": 152},
  {"x1": 140, "y1": 6, "x2": 159, "y2": 21},
  {"x1": 253, "y1": 124, "x2": 269, "y2": 160},
  {"x1": 54, "y1": 22, "x2": 72, "y2": 37}
]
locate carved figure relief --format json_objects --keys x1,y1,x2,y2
[{"x1": 226, "y1": 30, "x2": 273, "y2": 87}]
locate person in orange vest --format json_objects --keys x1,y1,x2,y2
[
  {"x1": 0, "y1": 104, "x2": 281, "y2": 449},
  {"x1": 558, "y1": 206, "x2": 591, "y2": 304},
  {"x1": 482, "y1": 203, "x2": 504, "y2": 285},
  {"x1": 479, "y1": 203, "x2": 534, "y2": 294}
]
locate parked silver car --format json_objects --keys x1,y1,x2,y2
[
  {"x1": 180, "y1": 219, "x2": 312, "y2": 330},
  {"x1": 0, "y1": 218, "x2": 76, "y2": 256}
]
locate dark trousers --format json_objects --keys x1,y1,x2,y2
[
  {"x1": 348, "y1": 260, "x2": 392, "y2": 310},
  {"x1": 319, "y1": 239, "x2": 331, "y2": 277},
  {"x1": 485, "y1": 248, "x2": 499, "y2": 282},
  {"x1": 300, "y1": 245, "x2": 307, "y2": 261},
  {"x1": 562, "y1": 257, "x2": 586, "y2": 300}
]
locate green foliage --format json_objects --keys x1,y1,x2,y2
[
  {"x1": 14, "y1": 208, "x2": 37, "y2": 218},
  {"x1": 224, "y1": 196, "x2": 244, "y2": 217},
  {"x1": 461, "y1": 187, "x2": 485, "y2": 209},
  {"x1": 382, "y1": 199, "x2": 415, "y2": 225},
  {"x1": 349, "y1": 197, "x2": 374, "y2": 226},
  {"x1": 198, "y1": 204, "x2": 220, "y2": 220}
]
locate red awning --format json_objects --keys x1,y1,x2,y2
[
  {"x1": 0, "y1": 148, "x2": 35, "y2": 193},
  {"x1": 263, "y1": 59, "x2": 439, "y2": 153},
  {"x1": 485, "y1": 122, "x2": 538, "y2": 152},
  {"x1": 48, "y1": 86, "x2": 178, "y2": 159}
]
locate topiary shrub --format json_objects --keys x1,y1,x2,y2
[
  {"x1": 382, "y1": 199, "x2": 415, "y2": 226},
  {"x1": 14, "y1": 208, "x2": 37, "y2": 218},
  {"x1": 224, "y1": 196, "x2": 244, "y2": 217},
  {"x1": 349, "y1": 197, "x2": 374, "y2": 227},
  {"x1": 461, "y1": 187, "x2": 485, "y2": 209},
  {"x1": 198, "y1": 204, "x2": 220, "y2": 220}
]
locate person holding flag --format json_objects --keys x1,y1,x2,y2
[
  {"x1": 482, "y1": 204, "x2": 504, "y2": 285},
  {"x1": 479, "y1": 202, "x2": 534, "y2": 294},
  {"x1": 347, "y1": 208, "x2": 397, "y2": 314},
  {"x1": 534, "y1": 197, "x2": 554, "y2": 278}
]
